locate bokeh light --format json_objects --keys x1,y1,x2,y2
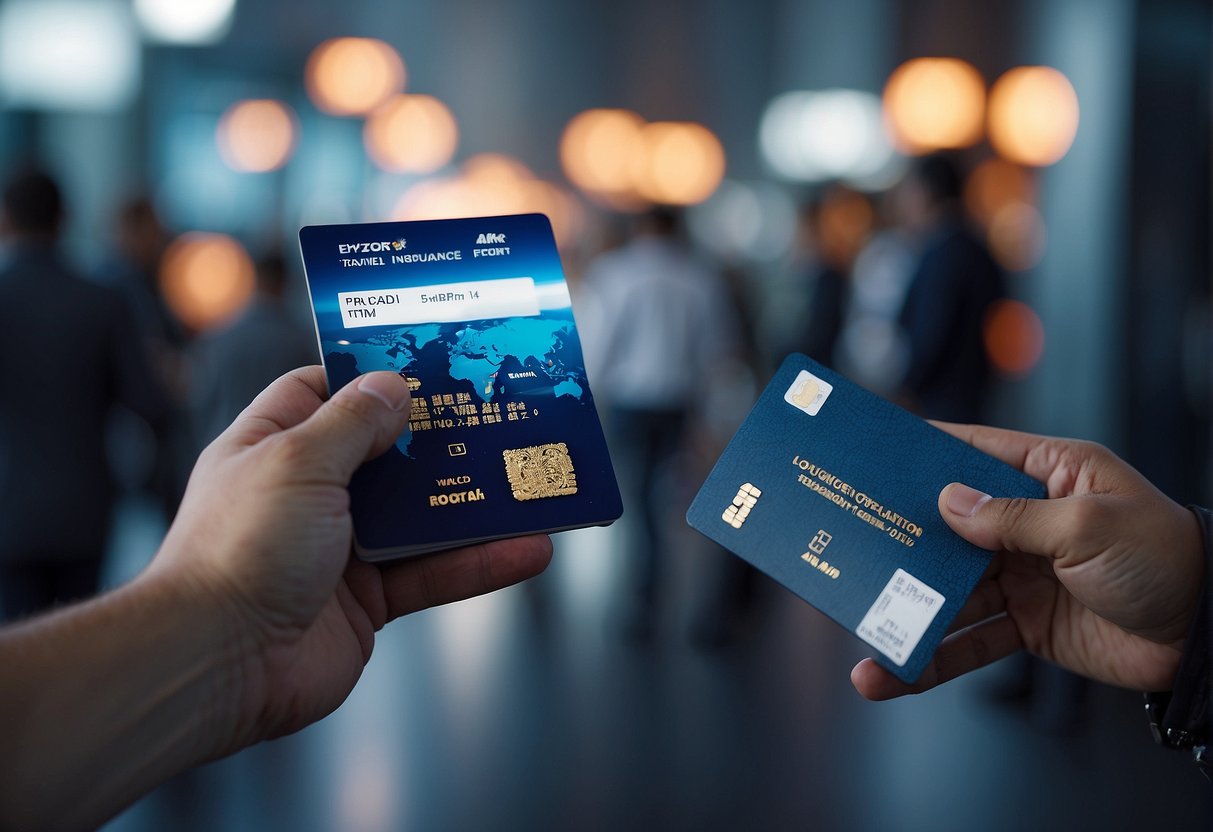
[
  {"x1": 883, "y1": 57, "x2": 985, "y2": 152},
  {"x1": 629, "y1": 121, "x2": 726, "y2": 206},
  {"x1": 984, "y1": 299, "x2": 1045, "y2": 375},
  {"x1": 159, "y1": 232, "x2": 256, "y2": 332},
  {"x1": 759, "y1": 89, "x2": 897, "y2": 184},
  {"x1": 216, "y1": 99, "x2": 297, "y2": 172},
  {"x1": 988, "y1": 66, "x2": 1080, "y2": 167},
  {"x1": 964, "y1": 158, "x2": 1036, "y2": 228},
  {"x1": 559, "y1": 108, "x2": 647, "y2": 208},
  {"x1": 0, "y1": 0, "x2": 140, "y2": 111},
  {"x1": 364, "y1": 94, "x2": 458, "y2": 173},
  {"x1": 134, "y1": 0, "x2": 235, "y2": 44},
  {"x1": 305, "y1": 38, "x2": 405, "y2": 117},
  {"x1": 987, "y1": 201, "x2": 1047, "y2": 271},
  {"x1": 461, "y1": 152, "x2": 535, "y2": 187},
  {"x1": 393, "y1": 154, "x2": 584, "y2": 249},
  {"x1": 817, "y1": 187, "x2": 877, "y2": 270},
  {"x1": 687, "y1": 180, "x2": 798, "y2": 263}
]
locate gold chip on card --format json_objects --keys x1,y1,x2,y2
[{"x1": 503, "y1": 443, "x2": 579, "y2": 501}]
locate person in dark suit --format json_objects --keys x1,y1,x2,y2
[
  {"x1": 896, "y1": 154, "x2": 1006, "y2": 422},
  {"x1": 0, "y1": 168, "x2": 168, "y2": 620},
  {"x1": 794, "y1": 185, "x2": 876, "y2": 367}
]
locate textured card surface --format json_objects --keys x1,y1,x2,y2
[
  {"x1": 300, "y1": 214, "x2": 621, "y2": 559},
  {"x1": 687, "y1": 355, "x2": 1045, "y2": 683}
]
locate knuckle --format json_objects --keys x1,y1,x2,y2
[
  {"x1": 993, "y1": 496, "x2": 1032, "y2": 533},
  {"x1": 330, "y1": 394, "x2": 380, "y2": 432},
  {"x1": 192, "y1": 440, "x2": 223, "y2": 472},
  {"x1": 1071, "y1": 438, "x2": 1102, "y2": 457},
  {"x1": 1063, "y1": 496, "x2": 1107, "y2": 539},
  {"x1": 263, "y1": 429, "x2": 314, "y2": 474},
  {"x1": 1067, "y1": 439, "x2": 1107, "y2": 472}
]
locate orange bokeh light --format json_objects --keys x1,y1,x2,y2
[
  {"x1": 306, "y1": 38, "x2": 405, "y2": 117},
  {"x1": 462, "y1": 152, "x2": 535, "y2": 185},
  {"x1": 216, "y1": 99, "x2": 297, "y2": 173},
  {"x1": 159, "y1": 232, "x2": 256, "y2": 332},
  {"x1": 816, "y1": 188, "x2": 876, "y2": 270},
  {"x1": 560, "y1": 111, "x2": 726, "y2": 208},
  {"x1": 964, "y1": 158, "x2": 1035, "y2": 228},
  {"x1": 630, "y1": 121, "x2": 726, "y2": 206},
  {"x1": 559, "y1": 108, "x2": 647, "y2": 207},
  {"x1": 987, "y1": 201, "x2": 1047, "y2": 271},
  {"x1": 364, "y1": 94, "x2": 458, "y2": 173},
  {"x1": 883, "y1": 58, "x2": 986, "y2": 153},
  {"x1": 988, "y1": 66, "x2": 1079, "y2": 167},
  {"x1": 984, "y1": 299, "x2": 1045, "y2": 375},
  {"x1": 392, "y1": 154, "x2": 584, "y2": 249}
]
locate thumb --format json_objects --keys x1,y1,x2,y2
[
  {"x1": 938, "y1": 482, "x2": 1076, "y2": 559},
  {"x1": 276, "y1": 371, "x2": 411, "y2": 485}
]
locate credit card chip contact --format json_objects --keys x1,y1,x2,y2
[{"x1": 503, "y1": 443, "x2": 579, "y2": 501}]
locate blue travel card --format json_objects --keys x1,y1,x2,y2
[
  {"x1": 687, "y1": 354, "x2": 1045, "y2": 684},
  {"x1": 299, "y1": 214, "x2": 622, "y2": 560}
]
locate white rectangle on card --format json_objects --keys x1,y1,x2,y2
[
  {"x1": 855, "y1": 568, "x2": 945, "y2": 667},
  {"x1": 338, "y1": 277, "x2": 539, "y2": 328}
]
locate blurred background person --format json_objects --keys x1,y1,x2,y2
[
  {"x1": 893, "y1": 153, "x2": 1088, "y2": 727},
  {"x1": 687, "y1": 260, "x2": 769, "y2": 650},
  {"x1": 791, "y1": 184, "x2": 879, "y2": 368},
  {"x1": 893, "y1": 153, "x2": 1006, "y2": 423},
  {"x1": 0, "y1": 169, "x2": 168, "y2": 621},
  {"x1": 95, "y1": 195, "x2": 193, "y2": 523},
  {"x1": 97, "y1": 197, "x2": 184, "y2": 372},
  {"x1": 190, "y1": 251, "x2": 318, "y2": 450},
  {"x1": 580, "y1": 207, "x2": 740, "y2": 639}
]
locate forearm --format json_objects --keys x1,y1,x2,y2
[{"x1": 0, "y1": 569, "x2": 251, "y2": 831}]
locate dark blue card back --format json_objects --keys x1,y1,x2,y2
[{"x1": 687, "y1": 355, "x2": 1045, "y2": 683}]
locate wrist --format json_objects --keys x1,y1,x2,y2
[
  {"x1": 1145, "y1": 506, "x2": 1213, "y2": 777},
  {"x1": 130, "y1": 555, "x2": 264, "y2": 760},
  {"x1": 0, "y1": 559, "x2": 264, "y2": 830}
]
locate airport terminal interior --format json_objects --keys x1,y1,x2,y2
[{"x1": 0, "y1": 0, "x2": 1211, "y2": 829}]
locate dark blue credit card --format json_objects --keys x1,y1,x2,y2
[
  {"x1": 687, "y1": 354, "x2": 1044, "y2": 684},
  {"x1": 299, "y1": 214, "x2": 621, "y2": 560}
]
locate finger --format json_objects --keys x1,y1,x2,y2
[
  {"x1": 268, "y1": 371, "x2": 412, "y2": 485},
  {"x1": 945, "y1": 579, "x2": 1007, "y2": 634},
  {"x1": 380, "y1": 535, "x2": 553, "y2": 620},
  {"x1": 218, "y1": 365, "x2": 330, "y2": 449},
  {"x1": 930, "y1": 421, "x2": 1073, "y2": 485},
  {"x1": 938, "y1": 483, "x2": 1104, "y2": 559},
  {"x1": 851, "y1": 614, "x2": 1022, "y2": 701}
]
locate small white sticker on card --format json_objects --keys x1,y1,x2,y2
[
  {"x1": 784, "y1": 370, "x2": 833, "y2": 416},
  {"x1": 856, "y1": 568, "x2": 945, "y2": 667}
]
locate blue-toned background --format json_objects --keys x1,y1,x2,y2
[{"x1": 0, "y1": 0, "x2": 1207, "y2": 829}]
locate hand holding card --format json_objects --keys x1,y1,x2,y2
[
  {"x1": 853, "y1": 421, "x2": 1206, "y2": 700},
  {"x1": 687, "y1": 355, "x2": 1046, "y2": 684}
]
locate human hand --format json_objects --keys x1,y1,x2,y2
[
  {"x1": 851, "y1": 423, "x2": 1205, "y2": 700},
  {"x1": 150, "y1": 366, "x2": 552, "y2": 752}
]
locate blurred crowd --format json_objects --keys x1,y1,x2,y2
[
  {"x1": 0, "y1": 167, "x2": 317, "y2": 621},
  {"x1": 0, "y1": 152, "x2": 1017, "y2": 652},
  {"x1": 571, "y1": 152, "x2": 1007, "y2": 642}
]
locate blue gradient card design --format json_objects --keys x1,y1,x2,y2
[
  {"x1": 687, "y1": 355, "x2": 1044, "y2": 684},
  {"x1": 300, "y1": 214, "x2": 621, "y2": 559}
]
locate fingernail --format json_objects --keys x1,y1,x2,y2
[
  {"x1": 358, "y1": 372, "x2": 410, "y2": 411},
  {"x1": 946, "y1": 483, "x2": 991, "y2": 517}
]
